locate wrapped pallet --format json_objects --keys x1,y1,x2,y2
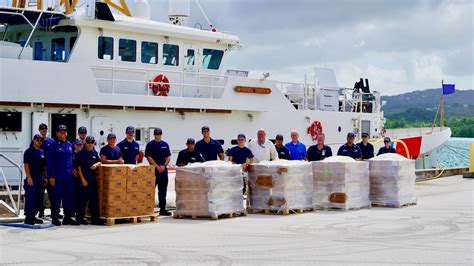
[
  {"x1": 369, "y1": 153, "x2": 417, "y2": 207},
  {"x1": 174, "y1": 161, "x2": 245, "y2": 219},
  {"x1": 248, "y1": 160, "x2": 313, "y2": 214},
  {"x1": 312, "y1": 156, "x2": 371, "y2": 210}
]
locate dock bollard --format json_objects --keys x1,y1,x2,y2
[{"x1": 463, "y1": 143, "x2": 474, "y2": 178}]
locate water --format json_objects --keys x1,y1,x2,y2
[{"x1": 434, "y1": 138, "x2": 472, "y2": 168}]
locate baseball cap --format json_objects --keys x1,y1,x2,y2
[
  {"x1": 347, "y1": 132, "x2": 356, "y2": 138},
  {"x1": 38, "y1": 123, "x2": 48, "y2": 130},
  {"x1": 384, "y1": 137, "x2": 391, "y2": 142},
  {"x1": 154, "y1": 128, "x2": 163, "y2": 135},
  {"x1": 237, "y1": 133, "x2": 246, "y2": 140},
  {"x1": 107, "y1": 133, "x2": 116, "y2": 139},
  {"x1": 56, "y1": 124, "x2": 67, "y2": 132},
  {"x1": 201, "y1": 126, "x2": 210, "y2": 132},
  {"x1": 85, "y1": 136, "x2": 95, "y2": 143},
  {"x1": 78, "y1": 126, "x2": 87, "y2": 134},
  {"x1": 186, "y1": 138, "x2": 195, "y2": 144},
  {"x1": 361, "y1": 132, "x2": 369, "y2": 137},
  {"x1": 126, "y1": 126, "x2": 135, "y2": 133},
  {"x1": 33, "y1": 134, "x2": 43, "y2": 140},
  {"x1": 74, "y1": 138, "x2": 83, "y2": 145},
  {"x1": 275, "y1": 134, "x2": 284, "y2": 140}
]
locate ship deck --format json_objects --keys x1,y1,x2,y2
[{"x1": 0, "y1": 175, "x2": 472, "y2": 265}]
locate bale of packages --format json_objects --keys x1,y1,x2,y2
[
  {"x1": 174, "y1": 161, "x2": 245, "y2": 218},
  {"x1": 248, "y1": 160, "x2": 313, "y2": 212},
  {"x1": 97, "y1": 164, "x2": 155, "y2": 217},
  {"x1": 369, "y1": 153, "x2": 417, "y2": 207},
  {"x1": 312, "y1": 156, "x2": 371, "y2": 210}
]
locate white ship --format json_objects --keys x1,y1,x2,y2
[{"x1": 0, "y1": 0, "x2": 450, "y2": 190}]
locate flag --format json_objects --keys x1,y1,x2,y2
[{"x1": 442, "y1": 83, "x2": 455, "y2": 95}]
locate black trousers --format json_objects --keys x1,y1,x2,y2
[
  {"x1": 155, "y1": 171, "x2": 168, "y2": 210},
  {"x1": 77, "y1": 178, "x2": 99, "y2": 221}
]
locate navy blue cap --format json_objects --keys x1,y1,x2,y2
[
  {"x1": 347, "y1": 132, "x2": 356, "y2": 138},
  {"x1": 384, "y1": 137, "x2": 391, "y2": 142},
  {"x1": 126, "y1": 126, "x2": 135, "y2": 133},
  {"x1": 201, "y1": 126, "x2": 210, "y2": 132},
  {"x1": 78, "y1": 126, "x2": 87, "y2": 134},
  {"x1": 154, "y1": 128, "x2": 163, "y2": 135},
  {"x1": 85, "y1": 136, "x2": 95, "y2": 143},
  {"x1": 56, "y1": 124, "x2": 67, "y2": 132},
  {"x1": 33, "y1": 134, "x2": 43, "y2": 140},
  {"x1": 237, "y1": 133, "x2": 246, "y2": 140},
  {"x1": 74, "y1": 138, "x2": 83, "y2": 145},
  {"x1": 38, "y1": 123, "x2": 48, "y2": 130},
  {"x1": 186, "y1": 138, "x2": 195, "y2": 144},
  {"x1": 361, "y1": 132, "x2": 369, "y2": 137},
  {"x1": 275, "y1": 134, "x2": 284, "y2": 140},
  {"x1": 107, "y1": 133, "x2": 116, "y2": 139}
]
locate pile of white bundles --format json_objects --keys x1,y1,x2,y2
[
  {"x1": 369, "y1": 153, "x2": 417, "y2": 206},
  {"x1": 174, "y1": 161, "x2": 245, "y2": 216},
  {"x1": 248, "y1": 160, "x2": 313, "y2": 212},
  {"x1": 312, "y1": 156, "x2": 371, "y2": 210}
]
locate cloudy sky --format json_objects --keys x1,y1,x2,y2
[{"x1": 150, "y1": 0, "x2": 473, "y2": 95}]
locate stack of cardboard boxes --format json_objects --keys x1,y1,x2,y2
[{"x1": 97, "y1": 164, "x2": 155, "y2": 218}]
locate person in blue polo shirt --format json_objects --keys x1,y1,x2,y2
[
  {"x1": 176, "y1": 138, "x2": 204, "y2": 166},
  {"x1": 100, "y1": 133, "x2": 124, "y2": 164},
  {"x1": 274, "y1": 134, "x2": 291, "y2": 160},
  {"x1": 145, "y1": 128, "x2": 172, "y2": 216},
  {"x1": 377, "y1": 137, "x2": 396, "y2": 155},
  {"x1": 337, "y1": 132, "x2": 363, "y2": 160},
  {"x1": 307, "y1": 133, "x2": 333, "y2": 161},
  {"x1": 72, "y1": 138, "x2": 83, "y2": 217},
  {"x1": 117, "y1": 126, "x2": 140, "y2": 164},
  {"x1": 227, "y1": 133, "x2": 254, "y2": 194},
  {"x1": 37, "y1": 123, "x2": 54, "y2": 218},
  {"x1": 23, "y1": 134, "x2": 46, "y2": 225},
  {"x1": 356, "y1": 132, "x2": 374, "y2": 160},
  {"x1": 195, "y1": 126, "x2": 224, "y2": 161},
  {"x1": 285, "y1": 130, "x2": 307, "y2": 160}
]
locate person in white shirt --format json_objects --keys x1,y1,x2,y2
[{"x1": 248, "y1": 129, "x2": 278, "y2": 163}]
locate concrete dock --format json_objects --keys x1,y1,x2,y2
[{"x1": 0, "y1": 175, "x2": 472, "y2": 265}]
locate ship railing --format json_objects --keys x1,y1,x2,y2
[
  {"x1": 0, "y1": 152, "x2": 24, "y2": 216},
  {"x1": 91, "y1": 65, "x2": 228, "y2": 99},
  {"x1": 277, "y1": 82, "x2": 313, "y2": 110}
]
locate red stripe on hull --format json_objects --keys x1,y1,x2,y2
[{"x1": 396, "y1": 136, "x2": 422, "y2": 159}]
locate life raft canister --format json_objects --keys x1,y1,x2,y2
[
  {"x1": 149, "y1": 74, "x2": 170, "y2": 96},
  {"x1": 307, "y1": 120, "x2": 323, "y2": 141}
]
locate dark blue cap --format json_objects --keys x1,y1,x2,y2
[
  {"x1": 361, "y1": 132, "x2": 369, "y2": 137},
  {"x1": 74, "y1": 138, "x2": 83, "y2": 145},
  {"x1": 237, "y1": 133, "x2": 246, "y2": 139},
  {"x1": 85, "y1": 136, "x2": 95, "y2": 143},
  {"x1": 39, "y1": 123, "x2": 48, "y2": 130},
  {"x1": 107, "y1": 133, "x2": 116, "y2": 139},
  {"x1": 347, "y1": 132, "x2": 356, "y2": 138},
  {"x1": 186, "y1": 138, "x2": 195, "y2": 144},
  {"x1": 154, "y1": 128, "x2": 163, "y2": 135},
  {"x1": 201, "y1": 126, "x2": 210, "y2": 132},
  {"x1": 126, "y1": 126, "x2": 135, "y2": 133},
  {"x1": 56, "y1": 124, "x2": 67, "y2": 132},
  {"x1": 78, "y1": 126, "x2": 87, "y2": 134},
  {"x1": 33, "y1": 134, "x2": 43, "y2": 140},
  {"x1": 384, "y1": 137, "x2": 391, "y2": 142},
  {"x1": 275, "y1": 134, "x2": 284, "y2": 140}
]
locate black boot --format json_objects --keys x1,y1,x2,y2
[
  {"x1": 34, "y1": 217, "x2": 44, "y2": 224},
  {"x1": 91, "y1": 219, "x2": 105, "y2": 226},
  {"x1": 62, "y1": 216, "x2": 80, "y2": 226},
  {"x1": 24, "y1": 217, "x2": 35, "y2": 225},
  {"x1": 159, "y1": 210, "x2": 172, "y2": 216},
  {"x1": 38, "y1": 211, "x2": 45, "y2": 218},
  {"x1": 52, "y1": 218, "x2": 61, "y2": 226},
  {"x1": 76, "y1": 217, "x2": 88, "y2": 225}
]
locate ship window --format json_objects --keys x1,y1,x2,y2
[
  {"x1": 141, "y1": 41, "x2": 158, "y2": 64},
  {"x1": 51, "y1": 38, "x2": 66, "y2": 61},
  {"x1": 163, "y1": 44, "x2": 179, "y2": 66},
  {"x1": 185, "y1": 49, "x2": 195, "y2": 65},
  {"x1": 0, "y1": 112, "x2": 22, "y2": 132},
  {"x1": 98, "y1": 36, "x2": 114, "y2": 60},
  {"x1": 119, "y1": 39, "x2": 136, "y2": 62},
  {"x1": 202, "y1": 48, "x2": 224, "y2": 70}
]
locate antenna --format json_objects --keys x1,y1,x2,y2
[
  {"x1": 195, "y1": 0, "x2": 216, "y2": 31},
  {"x1": 168, "y1": 0, "x2": 190, "y2": 26}
]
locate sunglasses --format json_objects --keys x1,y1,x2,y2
[{"x1": 86, "y1": 141, "x2": 95, "y2": 144}]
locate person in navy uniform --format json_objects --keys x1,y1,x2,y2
[
  {"x1": 37, "y1": 123, "x2": 54, "y2": 218},
  {"x1": 75, "y1": 136, "x2": 104, "y2": 225},
  {"x1": 72, "y1": 138, "x2": 83, "y2": 216},
  {"x1": 337, "y1": 132, "x2": 363, "y2": 160},
  {"x1": 77, "y1": 126, "x2": 87, "y2": 143},
  {"x1": 357, "y1": 132, "x2": 374, "y2": 160},
  {"x1": 100, "y1": 133, "x2": 124, "y2": 164},
  {"x1": 117, "y1": 126, "x2": 140, "y2": 165},
  {"x1": 377, "y1": 137, "x2": 397, "y2": 155},
  {"x1": 195, "y1": 126, "x2": 224, "y2": 161},
  {"x1": 274, "y1": 134, "x2": 291, "y2": 160},
  {"x1": 307, "y1": 133, "x2": 333, "y2": 161},
  {"x1": 227, "y1": 133, "x2": 254, "y2": 194},
  {"x1": 176, "y1": 138, "x2": 204, "y2": 166},
  {"x1": 23, "y1": 134, "x2": 46, "y2": 225},
  {"x1": 145, "y1": 128, "x2": 172, "y2": 216},
  {"x1": 47, "y1": 125, "x2": 79, "y2": 226},
  {"x1": 285, "y1": 130, "x2": 307, "y2": 160}
]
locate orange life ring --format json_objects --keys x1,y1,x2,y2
[
  {"x1": 307, "y1": 120, "x2": 323, "y2": 141},
  {"x1": 149, "y1": 74, "x2": 170, "y2": 96}
]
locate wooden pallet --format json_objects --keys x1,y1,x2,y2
[
  {"x1": 372, "y1": 202, "x2": 417, "y2": 208},
  {"x1": 247, "y1": 207, "x2": 314, "y2": 215},
  {"x1": 314, "y1": 205, "x2": 371, "y2": 211},
  {"x1": 172, "y1": 210, "x2": 247, "y2": 220},
  {"x1": 100, "y1": 214, "x2": 158, "y2": 226}
]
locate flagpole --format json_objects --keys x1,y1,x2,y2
[{"x1": 440, "y1": 80, "x2": 445, "y2": 129}]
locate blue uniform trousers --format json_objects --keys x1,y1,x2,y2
[
  {"x1": 155, "y1": 171, "x2": 168, "y2": 210},
  {"x1": 77, "y1": 178, "x2": 100, "y2": 221},
  {"x1": 50, "y1": 175, "x2": 74, "y2": 218},
  {"x1": 23, "y1": 176, "x2": 44, "y2": 218}
]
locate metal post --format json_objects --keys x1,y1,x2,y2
[{"x1": 18, "y1": 11, "x2": 43, "y2": 59}]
